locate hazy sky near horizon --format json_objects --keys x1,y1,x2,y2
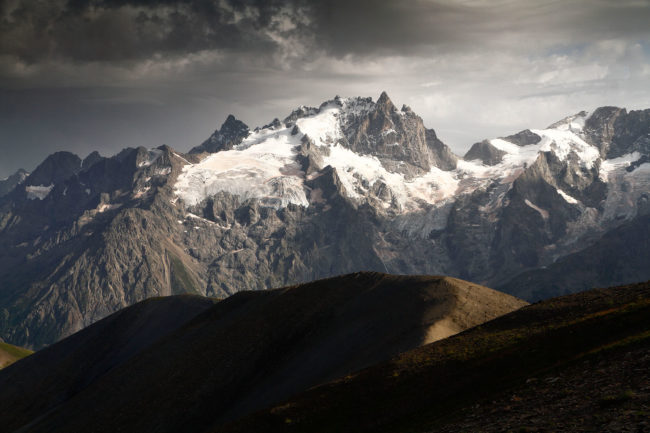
[{"x1": 1, "y1": 0, "x2": 650, "y2": 177}]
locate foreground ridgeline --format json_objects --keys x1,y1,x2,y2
[
  {"x1": 0, "y1": 93, "x2": 649, "y2": 349},
  {"x1": 2, "y1": 275, "x2": 649, "y2": 432},
  {"x1": 0, "y1": 272, "x2": 526, "y2": 433},
  {"x1": 219, "y1": 279, "x2": 650, "y2": 433}
]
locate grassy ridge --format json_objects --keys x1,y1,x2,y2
[
  {"x1": 216, "y1": 281, "x2": 650, "y2": 433},
  {"x1": 0, "y1": 341, "x2": 33, "y2": 369}
]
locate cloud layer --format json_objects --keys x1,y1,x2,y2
[{"x1": 1, "y1": 0, "x2": 650, "y2": 176}]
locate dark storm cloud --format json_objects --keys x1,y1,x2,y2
[
  {"x1": 3, "y1": 0, "x2": 650, "y2": 64},
  {"x1": 1, "y1": 0, "x2": 650, "y2": 178},
  {"x1": 0, "y1": 0, "x2": 304, "y2": 63}
]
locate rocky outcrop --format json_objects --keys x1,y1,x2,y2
[
  {"x1": 502, "y1": 129, "x2": 542, "y2": 146},
  {"x1": 498, "y1": 213, "x2": 650, "y2": 300},
  {"x1": 464, "y1": 140, "x2": 507, "y2": 165},
  {"x1": 190, "y1": 115, "x2": 250, "y2": 154},
  {"x1": 584, "y1": 107, "x2": 650, "y2": 158},
  {"x1": 337, "y1": 92, "x2": 457, "y2": 176},
  {"x1": 24, "y1": 151, "x2": 81, "y2": 187},
  {"x1": 0, "y1": 169, "x2": 28, "y2": 198}
]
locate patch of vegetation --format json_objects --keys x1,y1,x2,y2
[
  {"x1": 0, "y1": 341, "x2": 33, "y2": 369},
  {"x1": 598, "y1": 390, "x2": 636, "y2": 408},
  {"x1": 168, "y1": 254, "x2": 199, "y2": 295}
]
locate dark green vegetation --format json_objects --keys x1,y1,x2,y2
[
  {"x1": 216, "y1": 280, "x2": 650, "y2": 433},
  {"x1": 0, "y1": 272, "x2": 525, "y2": 433},
  {"x1": 0, "y1": 340, "x2": 32, "y2": 369}
]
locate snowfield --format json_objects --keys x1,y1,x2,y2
[
  {"x1": 174, "y1": 126, "x2": 308, "y2": 208},
  {"x1": 173, "y1": 100, "x2": 650, "y2": 219},
  {"x1": 26, "y1": 184, "x2": 54, "y2": 200}
]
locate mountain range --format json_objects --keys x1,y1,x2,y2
[{"x1": 0, "y1": 92, "x2": 649, "y2": 349}]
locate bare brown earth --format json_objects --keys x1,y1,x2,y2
[{"x1": 0, "y1": 272, "x2": 526, "y2": 433}]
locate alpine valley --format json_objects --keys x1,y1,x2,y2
[{"x1": 1, "y1": 92, "x2": 649, "y2": 349}]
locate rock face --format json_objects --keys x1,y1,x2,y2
[
  {"x1": 334, "y1": 92, "x2": 457, "y2": 176},
  {"x1": 584, "y1": 107, "x2": 650, "y2": 158},
  {"x1": 497, "y1": 213, "x2": 650, "y2": 300},
  {"x1": 190, "y1": 115, "x2": 250, "y2": 154},
  {"x1": 0, "y1": 92, "x2": 649, "y2": 348},
  {"x1": 464, "y1": 140, "x2": 507, "y2": 165},
  {"x1": 0, "y1": 169, "x2": 28, "y2": 198}
]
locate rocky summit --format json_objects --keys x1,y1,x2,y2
[{"x1": 1, "y1": 92, "x2": 649, "y2": 349}]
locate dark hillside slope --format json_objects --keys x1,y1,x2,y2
[
  {"x1": 218, "y1": 280, "x2": 650, "y2": 433},
  {"x1": 0, "y1": 294, "x2": 217, "y2": 431},
  {"x1": 1, "y1": 272, "x2": 526, "y2": 433}
]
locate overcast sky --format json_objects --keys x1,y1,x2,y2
[{"x1": 1, "y1": 0, "x2": 650, "y2": 177}]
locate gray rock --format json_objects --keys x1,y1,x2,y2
[
  {"x1": 189, "y1": 115, "x2": 250, "y2": 154},
  {"x1": 464, "y1": 140, "x2": 507, "y2": 165},
  {"x1": 502, "y1": 129, "x2": 542, "y2": 146},
  {"x1": 0, "y1": 169, "x2": 28, "y2": 198}
]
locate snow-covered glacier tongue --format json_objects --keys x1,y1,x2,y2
[{"x1": 174, "y1": 124, "x2": 309, "y2": 208}]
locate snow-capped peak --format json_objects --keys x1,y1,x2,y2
[
  {"x1": 173, "y1": 97, "x2": 648, "y2": 221},
  {"x1": 546, "y1": 110, "x2": 590, "y2": 132},
  {"x1": 175, "y1": 93, "x2": 459, "y2": 211}
]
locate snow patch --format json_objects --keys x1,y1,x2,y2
[
  {"x1": 186, "y1": 212, "x2": 215, "y2": 225},
  {"x1": 97, "y1": 203, "x2": 121, "y2": 213},
  {"x1": 600, "y1": 153, "x2": 650, "y2": 222},
  {"x1": 599, "y1": 152, "x2": 641, "y2": 181},
  {"x1": 557, "y1": 189, "x2": 579, "y2": 204},
  {"x1": 133, "y1": 186, "x2": 150, "y2": 198},
  {"x1": 173, "y1": 152, "x2": 191, "y2": 164},
  {"x1": 525, "y1": 199, "x2": 549, "y2": 219},
  {"x1": 490, "y1": 138, "x2": 541, "y2": 168},
  {"x1": 155, "y1": 167, "x2": 172, "y2": 176},
  {"x1": 296, "y1": 103, "x2": 342, "y2": 147},
  {"x1": 26, "y1": 184, "x2": 54, "y2": 200},
  {"x1": 530, "y1": 128, "x2": 600, "y2": 169}
]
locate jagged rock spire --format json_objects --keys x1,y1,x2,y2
[
  {"x1": 376, "y1": 91, "x2": 395, "y2": 111},
  {"x1": 190, "y1": 114, "x2": 250, "y2": 154}
]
